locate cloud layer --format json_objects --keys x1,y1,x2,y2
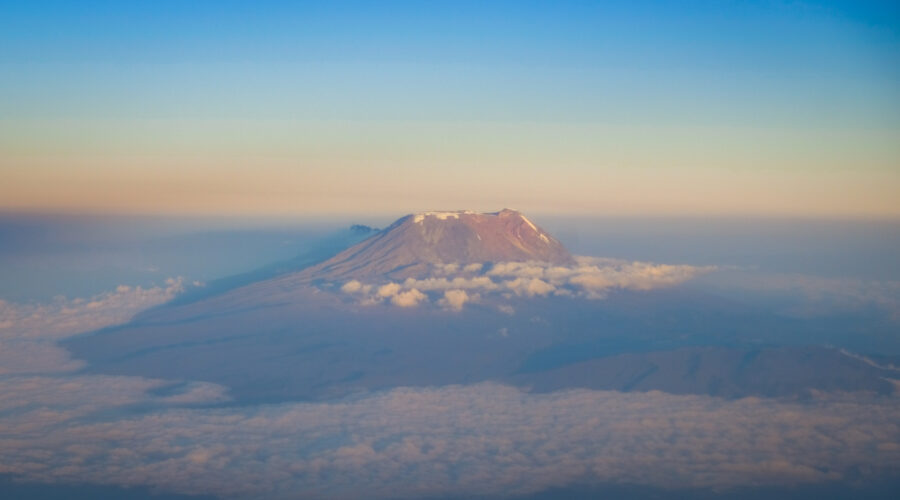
[
  {"x1": 340, "y1": 257, "x2": 715, "y2": 310},
  {"x1": 0, "y1": 278, "x2": 184, "y2": 341},
  {"x1": 0, "y1": 378, "x2": 897, "y2": 499},
  {"x1": 0, "y1": 278, "x2": 184, "y2": 374},
  {"x1": 2, "y1": 266, "x2": 898, "y2": 499},
  {"x1": 709, "y1": 271, "x2": 900, "y2": 321}
]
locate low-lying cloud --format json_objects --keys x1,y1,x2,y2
[
  {"x1": 0, "y1": 378, "x2": 897, "y2": 499},
  {"x1": 438, "y1": 289, "x2": 476, "y2": 311},
  {"x1": 340, "y1": 257, "x2": 715, "y2": 310},
  {"x1": 0, "y1": 278, "x2": 184, "y2": 341},
  {"x1": 0, "y1": 278, "x2": 184, "y2": 375},
  {"x1": 1, "y1": 265, "x2": 898, "y2": 499},
  {"x1": 702, "y1": 270, "x2": 900, "y2": 322}
]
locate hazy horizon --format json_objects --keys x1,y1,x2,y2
[{"x1": 2, "y1": 0, "x2": 899, "y2": 217}]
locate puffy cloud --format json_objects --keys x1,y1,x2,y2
[
  {"x1": 402, "y1": 275, "x2": 498, "y2": 292},
  {"x1": 463, "y1": 263, "x2": 483, "y2": 273},
  {"x1": 335, "y1": 257, "x2": 714, "y2": 310},
  {"x1": 0, "y1": 379, "x2": 897, "y2": 499},
  {"x1": 377, "y1": 282, "x2": 402, "y2": 298},
  {"x1": 434, "y1": 262, "x2": 483, "y2": 275},
  {"x1": 340, "y1": 279, "x2": 374, "y2": 296},
  {"x1": 504, "y1": 277, "x2": 556, "y2": 297},
  {"x1": 438, "y1": 289, "x2": 474, "y2": 311},
  {"x1": 340, "y1": 281, "x2": 434, "y2": 308},
  {"x1": 354, "y1": 283, "x2": 428, "y2": 308},
  {"x1": 390, "y1": 288, "x2": 427, "y2": 307},
  {"x1": 488, "y1": 262, "x2": 547, "y2": 279},
  {"x1": 489, "y1": 257, "x2": 715, "y2": 298}
]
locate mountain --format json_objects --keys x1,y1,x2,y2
[
  {"x1": 66, "y1": 289, "x2": 900, "y2": 403},
  {"x1": 296, "y1": 209, "x2": 574, "y2": 281},
  {"x1": 60, "y1": 209, "x2": 900, "y2": 405}
]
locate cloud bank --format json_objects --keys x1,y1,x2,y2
[
  {"x1": 0, "y1": 378, "x2": 897, "y2": 500},
  {"x1": 0, "y1": 278, "x2": 184, "y2": 341},
  {"x1": 0, "y1": 278, "x2": 184, "y2": 375},
  {"x1": 710, "y1": 271, "x2": 900, "y2": 321},
  {"x1": 340, "y1": 257, "x2": 715, "y2": 309},
  {"x1": 2, "y1": 264, "x2": 897, "y2": 499}
]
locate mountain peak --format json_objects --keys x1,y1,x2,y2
[
  {"x1": 299, "y1": 209, "x2": 573, "y2": 281},
  {"x1": 409, "y1": 208, "x2": 520, "y2": 223}
]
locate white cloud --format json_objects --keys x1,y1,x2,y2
[
  {"x1": 334, "y1": 257, "x2": 714, "y2": 310},
  {"x1": 352, "y1": 282, "x2": 428, "y2": 308},
  {"x1": 504, "y1": 277, "x2": 556, "y2": 297},
  {"x1": 463, "y1": 263, "x2": 483, "y2": 273},
  {"x1": 341, "y1": 280, "x2": 363, "y2": 293},
  {"x1": 390, "y1": 288, "x2": 427, "y2": 307},
  {"x1": 0, "y1": 380, "x2": 897, "y2": 499},
  {"x1": 438, "y1": 289, "x2": 474, "y2": 311},
  {"x1": 488, "y1": 262, "x2": 548, "y2": 279},
  {"x1": 402, "y1": 275, "x2": 498, "y2": 292},
  {"x1": 377, "y1": 282, "x2": 402, "y2": 298}
]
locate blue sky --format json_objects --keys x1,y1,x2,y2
[{"x1": 1, "y1": 1, "x2": 898, "y2": 215}]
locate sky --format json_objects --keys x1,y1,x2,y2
[{"x1": 1, "y1": 0, "x2": 899, "y2": 216}]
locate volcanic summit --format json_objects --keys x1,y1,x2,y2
[{"x1": 298, "y1": 209, "x2": 573, "y2": 281}]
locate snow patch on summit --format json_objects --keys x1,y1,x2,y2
[{"x1": 414, "y1": 211, "x2": 476, "y2": 224}]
